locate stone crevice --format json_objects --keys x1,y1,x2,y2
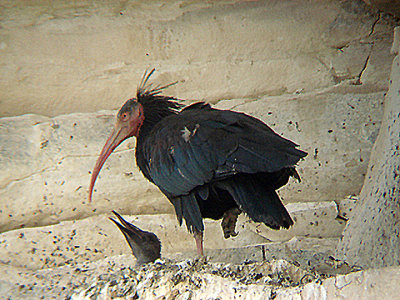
[
  {"x1": 369, "y1": 13, "x2": 381, "y2": 37},
  {"x1": 357, "y1": 52, "x2": 372, "y2": 84}
]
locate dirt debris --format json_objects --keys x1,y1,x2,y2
[
  {"x1": 2, "y1": 254, "x2": 335, "y2": 299},
  {"x1": 71, "y1": 258, "x2": 319, "y2": 299}
]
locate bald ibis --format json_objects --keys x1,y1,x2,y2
[
  {"x1": 89, "y1": 69, "x2": 307, "y2": 255},
  {"x1": 109, "y1": 210, "x2": 161, "y2": 265}
]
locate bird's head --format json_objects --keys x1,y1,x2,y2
[
  {"x1": 109, "y1": 210, "x2": 161, "y2": 265},
  {"x1": 88, "y1": 68, "x2": 181, "y2": 202},
  {"x1": 88, "y1": 98, "x2": 144, "y2": 202}
]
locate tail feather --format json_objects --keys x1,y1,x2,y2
[
  {"x1": 260, "y1": 167, "x2": 301, "y2": 190},
  {"x1": 216, "y1": 174, "x2": 293, "y2": 229},
  {"x1": 170, "y1": 194, "x2": 204, "y2": 234}
]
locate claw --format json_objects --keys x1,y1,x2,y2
[{"x1": 221, "y1": 208, "x2": 241, "y2": 239}]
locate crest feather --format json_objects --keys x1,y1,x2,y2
[
  {"x1": 135, "y1": 69, "x2": 183, "y2": 134},
  {"x1": 137, "y1": 68, "x2": 179, "y2": 100}
]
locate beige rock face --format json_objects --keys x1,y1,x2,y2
[
  {"x1": 0, "y1": 201, "x2": 349, "y2": 271},
  {"x1": 336, "y1": 27, "x2": 400, "y2": 268},
  {"x1": 1, "y1": 244, "x2": 399, "y2": 299},
  {"x1": 0, "y1": 0, "x2": 394, "y2": 232},
  {"x1": 0, "y1": 0, "x2": 393, "y2": 117},
  {"x1": 0, "y1": 86, "x2": 382, "y2": 232},
  {"x1": 364, "y1": 0, "x2": 400, "y2": 18},
  {"x1": 0, "y1": 1, "x2": 399, "y2": 298}
]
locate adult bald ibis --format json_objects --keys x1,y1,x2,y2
[{"x1": 89, "y1": 69, "x2": 307, "y2": 255}]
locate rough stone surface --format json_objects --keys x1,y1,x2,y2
[
  {"x1": 336, "y1": 29, "x2": 400, "y2": 268},
  {"x1": 0, "y1": 1, "x2": 399, "y2": 298},
  {"x1": 0, "y1": 0, "x2": 394, "y2": 117},
  {"x1": 0, "y1": 251, "x2": 399, "y2": 299},
  {"x1": 0, "y1": 202, "x2": 349, "y2": 271},
  {"x1": 0, "y1": 212, "x2": 348, "y2": 299},
  {"x1": 364, "y1": 0, "x2": 400, "y2": 18}
]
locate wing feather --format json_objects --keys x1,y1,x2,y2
[{"x1": 140, "y1": 107, "x2": 306, "y2": 197}]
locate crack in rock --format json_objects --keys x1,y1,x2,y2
[
  {"x1": 355, "y1": 53, "x2": 372, "y2": 85},
  {"x1": 0, "y1": 166, "x2": 54, "y2": 190},
  {"x1": 369, "y1": 13, "x2": 381, "y2": 37}
]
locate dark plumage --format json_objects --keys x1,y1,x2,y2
[
  {"x1": 89, "y1": 69, "x2": 307, "y2": 255},
  {"x1": 109, "y1": 210, "x2": 161, "y2": 265}
]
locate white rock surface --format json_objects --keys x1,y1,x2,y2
[
  {"x1": 276, "y1": 267, "x2": 400, "y2": 300},
  {"x1": 248, "y1": 201, "x2": 345, "y2": 242},
  {"x1": 335, "y1": 25, "x2": 400, "y2": 268}
]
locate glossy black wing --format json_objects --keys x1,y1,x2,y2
[
  {"x1": 215, "y1": 110, "x2": 307, "y2": 177},
  {"x1": 139, "y1": 106, "x2": 306, "y2": 197},
  {"x1": 139, "y1": 113, "x2": 233, "y2": 197},
  {"x1": 138, "y1": 106, "x2": 306, "y2": 233}
]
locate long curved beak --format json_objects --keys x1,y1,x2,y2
[{"x1": 88, "y1": 127, "x2": 126, "y2": 202}]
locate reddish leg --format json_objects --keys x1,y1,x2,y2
[{"x1": 194, "y1": 231, "x2": 204, "y2": 256}]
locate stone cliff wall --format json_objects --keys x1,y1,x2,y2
[
  {"x1": 0, "y1": 0, "x2": 394, "y2": 117},
  {"x1": 0, "y1": 0, "x2": 396, "y2": 232},
  {"x1": 1, "y1": 2, "x2": 400, "y2": 298}
]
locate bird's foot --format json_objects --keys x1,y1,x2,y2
[{"x1": 221, "y1": 208, "x2": 241, "y2": 239}]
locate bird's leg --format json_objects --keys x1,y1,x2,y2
[
  {"x1": 193, "y1": 230, "x2": 204, "y2": 256},
  {"x1": 221, "y1": 208, "x2": 241, "y2": 239}
]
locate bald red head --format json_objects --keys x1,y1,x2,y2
[{"x1": 88, "y1": 100, "x2": 144, "y2": 202}]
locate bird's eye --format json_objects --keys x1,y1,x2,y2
[{"x1": 121, "y1": 113, "x2": 128, "y2": 121}]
